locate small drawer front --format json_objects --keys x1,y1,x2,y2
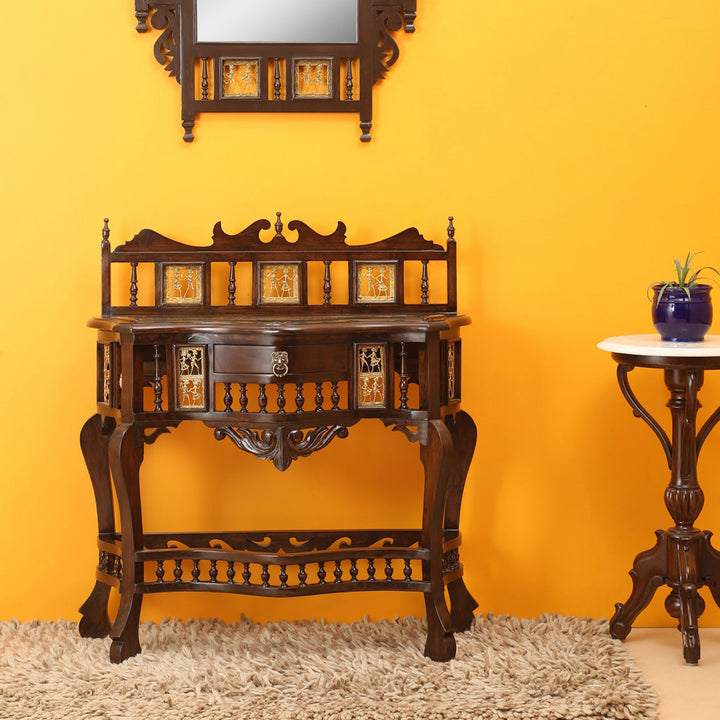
[{"x1": 213, "y1": 344, "x2": 347, "y2": 377}]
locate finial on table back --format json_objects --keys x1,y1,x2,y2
[
  {"x1": 274, "y1": 211, "x2": 284, "y2": 240},
  {"x1": 102, "y1": 218, "x2": 110, "y2": 248}
]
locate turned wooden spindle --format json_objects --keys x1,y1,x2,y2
[
  {"x1": 153, "y1": 345, "x2": 163, "y2": 411},
  {"x1": 227, "y1": 261, "x2": 236, "y2": 306},
  {"x1": 323, "y1": 260, "x2": 332, "y2": 305},
  {"x1": 421, "y1": 260, "x2": 429, "y2": 304},
  {"x1": 201, "y1": 58, "x2": 209, "y2": 100},
  {"x1": 399, "y1": 342, "x2": 409, "y2": 410},
  {"x1": 314, "y1": 382, "x2": 324, "y2": 411},
  {"x1": 346, "y1": 58, "x2": 354, "y2": 100},
  {"x1": 273, "y1": 59, "x2": 281, "y2": 100},
  {"x1": 129, "y1": 262, "x2": 138, "y2": 307},
  {"x1": 295, "y1": 383, "x2": 304, "y2": 413}
]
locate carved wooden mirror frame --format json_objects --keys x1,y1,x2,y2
[{"x1": 132, "y1": 1, "x2": 417, "y2": 142}]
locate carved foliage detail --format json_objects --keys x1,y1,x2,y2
[
  {"x1": 373, "y1": 8, "x2": 404, "y2": 83},
  {"x1": 214, "y1": 425, "x2": 349, "y2": 471},
  {"x1": 150, "y1": 5, "x2": 180, "y2": 83},
  {"x1": 442, "y1": 548, "x2": 460, "y2": 575}
]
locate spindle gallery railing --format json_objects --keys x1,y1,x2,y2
[
  {"x1": 101, "y1": 213, "x2": 457, "y2": 317},
  {"x1": 93, "y1": 530, "x2": 466, "y2": 597}
]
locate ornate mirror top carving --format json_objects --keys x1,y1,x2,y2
[{"x1": 132, "y1": 0, "x2": 417, "y2": 141}]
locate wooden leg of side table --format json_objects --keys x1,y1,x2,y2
[
  {"x1": 701, "y1": 531, "x2": 720, "y2": 608},
  {"x1": 444, "y1": 411, "x2": 478, "y2": 632},
  {"x1": 78, "y1": 413, "x2": 116, "y2": 639},
  {"x1": 612, "y1": 368, "x2": 720, "y2": 664},
  {"x1": 610, "y1": 531, "x2": 667, "y2": 641},
  {"x1": 421, "y1": 420, "x2": 456, "y2": 661},
  {"x1": 108, "y1": 423, "x2": 145, "y2": 663}
]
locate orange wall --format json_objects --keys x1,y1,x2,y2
[{"x1": 2, "y1": 1, "x2": 720, "y2": 628}]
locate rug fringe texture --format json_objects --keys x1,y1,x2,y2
[{"x1": 0, "y1": 614, "x2": 658, "y2": 720}]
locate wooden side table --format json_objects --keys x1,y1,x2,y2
[{"x1": 599, "y1": 334, "x2": 720, "y2": 664}]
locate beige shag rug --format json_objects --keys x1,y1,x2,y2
[{"x1": 0, "y1": 614, "x2": 657, "y2": 720}]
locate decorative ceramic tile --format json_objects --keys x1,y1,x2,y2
[
  {"x1": 447, "y1": 341, "x2": 456, "y2": 400},
  {"x1": 222, "y1": 59, "x2": 261, "y2": 98},
  {"x1": 356, "y1": 262, "x2": 396, "y2": 303},
  {"x1": 163, "y1": 265, "x2": 203, "y2": 304},
  {"x1": 294, "y1": 59, "x2": 332, "y2": 98},
  {"x1": 260, "y1": 264, "x2": 300, "y2": 304},
  {"x1": 102, "y1": 344, "x2": 112, "y2": 404},
  {"x1": 357, "y1": 344, "x2": 385, "y2": 408},
  {"x1": 176, "y1": 346, "x2": 205, "y2": 409}
]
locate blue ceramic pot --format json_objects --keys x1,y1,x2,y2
[{"x1": 651, "y1": 283, "x2": 713, "y2": 341}]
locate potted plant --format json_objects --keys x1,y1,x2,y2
[{"x1": 650, "y1": 252, "x2": 720, "y2": 341}]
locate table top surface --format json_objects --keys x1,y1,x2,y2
[
  {"x1": 598, "y1": 334, "x2": 720, "y2": 357},
  {"x1": 89, "y1": 311, "x2": 471, "y2": 336}
]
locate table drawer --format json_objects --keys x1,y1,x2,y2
[{"x1": 213, "y1": 344, "x2": 348, "y2": 377}]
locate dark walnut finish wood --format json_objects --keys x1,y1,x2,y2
[
  {"x1": 132, "y1": 1, "x2": 417, "y2": 142},
  {"x1": 80, "y1": 215, "x2": 477, "y2": 663},
  {"x1": 608, "y1": 353, "x2": 720, "y2": 664}
]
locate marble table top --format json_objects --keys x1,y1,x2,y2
[{"x1": 598, "y1": 334, "x2": 720, "y2": 357}]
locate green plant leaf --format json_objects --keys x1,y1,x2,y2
[
  {"x1": 653, "y1": 252, "x2": 718, "y2": 303},
  {"x1": 674, "y1": 258, "x2": 683, "y2": 284}
]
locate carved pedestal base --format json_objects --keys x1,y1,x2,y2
[{"x1": 610, "y1": 529, "x2": 720, "y2": 664}]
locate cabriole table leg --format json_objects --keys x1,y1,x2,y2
[
  {"x1": 78, "y1": 413, "x2": 116, "y2": 639},
  {"x1": 421, "y1": 420, "x2": 456, "y2": 661}
]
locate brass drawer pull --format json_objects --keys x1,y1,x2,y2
[{"x1": 271, "y1": 351, "x2": 289, "y2": 378}]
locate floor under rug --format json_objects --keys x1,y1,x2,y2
[{"x1": 0, "y1": 614, "x2": 658, "y2": 720}]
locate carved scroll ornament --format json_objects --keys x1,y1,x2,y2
[{"x1": 213, "y1": 425, "x2": 349, "y2": 471}]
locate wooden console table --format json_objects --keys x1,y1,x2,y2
[
  {"x1": 79, "y1": 214, "x2": 478, "y2": 663},
  {"x1": 599, "y1": 334, "x2": 720, "y2": 664}
]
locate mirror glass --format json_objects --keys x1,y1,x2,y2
[{"x1": 196, "y1": 0, "x2": 359, "y2": 44}]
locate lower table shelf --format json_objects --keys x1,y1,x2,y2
[{"x1": 91, "y1": 529, "x2": 464, "y2": 598}]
